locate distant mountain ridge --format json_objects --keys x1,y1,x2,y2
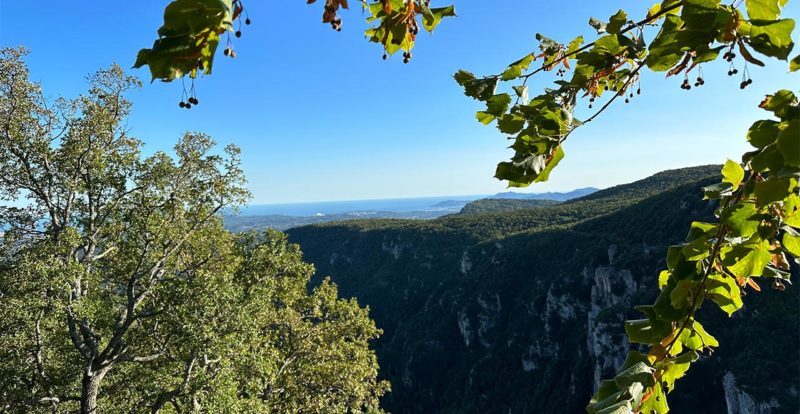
[{"x1": 492, "y1": 186, "x2": 598, "y2": 201}]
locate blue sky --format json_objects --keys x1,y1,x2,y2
[{"x1": 1, "y1": 1, "x2": 798, "y2": 203}]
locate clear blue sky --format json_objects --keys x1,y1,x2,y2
[{"x1": 1, "y1": 1, "x2": 798, "y2": 203}]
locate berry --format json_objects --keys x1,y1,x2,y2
[
  {"x1": 625, "y1": 98, "x2": 629, "y2": 103},
  {"x1": 636, "y1": 87, "x2": 641, "y2": 95},
  {"x1": 223, "y1": 48, "x2": 230, "y2": 56},
  {"x1": 179, "y1": 101, "x2": 186, "y2": 108},
  {"x1": 185, "y1": 103, "x2": 192, "y2": 109},
  {"x1": 245, "y1": 18, "x2": 251, "y2": 25},
  {"x1": 382, "y1": 54, "x2": 387, "y2": 60},
  {"x1": 235, "y1": 30, "x2": 241, "y2": 38}
]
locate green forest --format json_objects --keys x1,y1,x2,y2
[{"x1": 1, "y1": 0, "x2": 799, "y2": 413}]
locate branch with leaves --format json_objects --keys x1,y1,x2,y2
[
  {"x1": 453, "y1": 1, "x2": 798, "y2": 412},
  {"x1": 134, "y1": 0, "x2": 455, "y2": 106}
]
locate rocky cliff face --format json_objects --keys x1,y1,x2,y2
[{"x1": 287, "y1": 169, "x2": 799, "y2": 413}]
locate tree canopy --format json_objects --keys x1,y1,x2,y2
[{"x1": 0, "y1": 47, "x2": 387, "y2": 413}]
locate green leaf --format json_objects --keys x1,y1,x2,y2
[
  {"x1": 658, "y1": 270, "x2": 671, "y2": 289},
  {"x1": 702, "y1": 182, "x2": 734, "y2": 199},
  {"x1": 670, "y1": 280, "x2": 699, "y2": 310},
  {"x1": 721, "y1": 160, "x2": 745, "y2": 187},
  {"x1": 754, "y1": 177, "x2": 796, "y2": 207},
  {"x1": 607, "y1": 10, "x2": 628, "y2": 34},
  {"x1": 639, "y1": 382, "x2": 669, "y2": 414},
  {"x1": 777, "y1": 120, "x2": 800, "y2": 167},
  {"x1": 484, "y1": 93, "x2": 512, "y2": 117},
  {"x1": 533, "y1": 146, "x2": 565, "y2": 183},
  {"x1": 497, "y1": 114, "x2": 526, "y2": 134},
  {"x1": 626, "y1": 317, "x2": 672, "y2": 345},
  {"x1": 747, "y1": 120, "x2": 781, "y2": 148},
  {"x1": 706, "y1": 273, "x2": 744, "y2": 316},
  {"x1": 679, "y1": 319, "x2": 719, "y2": 350},
  {"x1": 758, "y1": 90, "x2": 797, "y2": 117},
  {"x1": 682, "y1": 0, "x2": 730, "y2": 31},
  {"x1": 476, "y1": 112, "x2": 496, "y2": 125},
  {"x1": 454, "y1": 71, "x2": 499, "y2": 101},
  {"x1": 589, "y1": 17, "x2": 607, "y2": 34},
  {"x1": 745, "y1": 19, "x2": 796, "y2": 60},
  {"x1": 567, "y1": 36, "x2": 585, "y2": 54},
  {"x1": 722, "y1": 238, "x2": 771, "y2": 277},
  {"x1": 501, "y1": 54, "x2": 535, "y2": 80},
  {"x1": 615, "y1": 361, "x2": 655, "y2": 389},
  {"x1": 658, "y1": 351, "x2": 698, "y2": 392},
  {"x1": 791, "y1": 54, "x2": 800, "y2": 71},
  {"x1": 722, "y1": 202, "x2": 760, "y2": 238},
  {"x1": 421, "y1": 5, "x2": 456, "y2": 32},
  {"x1": 745, "y1": 0, "x2": 787, "y2": 20},
  {"x1": 783, "y1": 232, "x2": 800, "y2": 256}
]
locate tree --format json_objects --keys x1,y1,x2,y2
[{"x1": 0, "y1": 47, "x2": 387, "y2": 413}]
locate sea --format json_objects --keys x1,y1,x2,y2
[{"x1": 239, "y1": 195, "x2": 485, "y2": 217}]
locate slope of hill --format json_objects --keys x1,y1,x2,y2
[
  {"x1": 286, "y1": 165, "x2": 799, "y2": 414},
  {"x1": 458, "y1": 198, "x2": 559, "y2": 215}
]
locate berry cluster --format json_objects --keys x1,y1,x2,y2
[
  {"x1": 330, "y1": 17, "x2": 342, "y2": 31},
  {"x1": 402, "y1": 51, "x2": 413, "y2": 64},
  {"x1": 740, "y1": 77, "x2": 753, "y2": 89},
  {"x1": 680, "y1": 76, "x2": 693, "y2": 90},
  {"x1": 723, "y1": 50, "x2": 736, "y2": 62},
  {"x1": 178, "y1": 96, "x2": 199, "y2": 109},
  {"x1": 223, "y1": 47, "x2": 237, "y2": 58},
  {"x1": 556, "y1": 68, "x2": 567, "y2": 77}
]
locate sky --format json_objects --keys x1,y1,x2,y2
[{"x1": 1, "y1": 1, "x2": 798, "y2": 204}]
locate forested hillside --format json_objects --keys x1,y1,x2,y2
[
  {"x1": 287, "y1": 165, "x2": 800, "y2": 413},
  {"x1": 458, "y1": 198, "x2": 559, "y2": 215}
]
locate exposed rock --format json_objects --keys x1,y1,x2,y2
[
  {"x1": 587, "y1": 266, "x2": 637, "y2": 393},
  {"x1": 477, "y1": 293, "x2": 501, "y2": 348},
  {"x1": 460, "y1": 251, "x2": 472, "y2": 275},
  {"x1": 723, "y1": 372, "x2": 780, "y2": 414},
  {"x1": 457, "y1": 310, "x2": 473, "y2": 347}
]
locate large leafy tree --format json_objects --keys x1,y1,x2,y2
[{"x1": 0, "y1": 47, "x2": 387, "y2": 413}]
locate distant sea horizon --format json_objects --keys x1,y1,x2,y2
[{"x1": 238, "y1": 195, "x2": 487, "y2": 217}]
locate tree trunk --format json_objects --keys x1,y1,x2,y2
[{"x1": 80, "y1": 366, "x2": 109, "y2": 414}]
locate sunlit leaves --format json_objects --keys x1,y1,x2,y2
[
  {"x1": 706, "y1": 273, "x2": 743, "y2": 315},
  {"x1": 363, "y1": 1, "x2": 455, "y2": 56},
  {"x1": 722, "y1": 160, "x2": 745, "y2": 187},
  {"x1": 421, "y1": 5, "x2": 457, "y2": 32},
  {"x1": 745, "y1": 19, "x2": 796, "y2": 59},
  {"x1": 745, "y1": 0, "x2": 789, "y2": 20},
  {"x1": 135, "y1": 0, "x2": 233, "y2": 82},
  {"x1": 501, "y1": 54, "x2": 536, "y2": 80}
]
